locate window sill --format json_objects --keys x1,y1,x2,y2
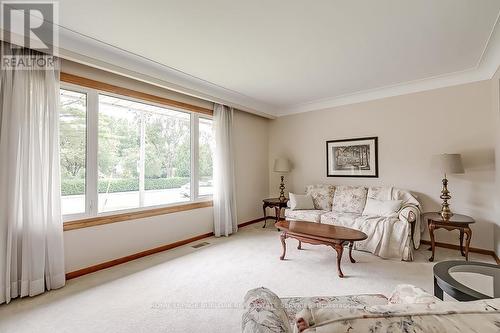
[{"x1": 63, "y1": 200, "x2": 213, "y2": 231}]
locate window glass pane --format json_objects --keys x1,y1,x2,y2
[
  {"x1": 98, "y1": 95, "x2": 141, "y2": 212},
  {"x1": 98, "y1": 94, "x2": 191, "y2": 213},
  {"x1": 60, "y1": 89, "x2": 87, "y2": 215},
  {"x1": 198, "y1": 118, "x2": 214, "y2": 197},
  {"x1": 144, "y1": 107, "x2": 190, "y2": 206}
]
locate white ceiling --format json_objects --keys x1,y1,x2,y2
[{"x1": 36, "y1": 1, "x2": 500, "y2": 116}]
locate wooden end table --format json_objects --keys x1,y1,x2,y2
[
  {"x1": 262, "y1": 198, "x2": 289, "y2": 228},
  {"x1": 275, "y1": 220, "x2": 367, "y2": 278},
  {"x1": 424, "y1": 212, "x2": 475, "y2": 262}
]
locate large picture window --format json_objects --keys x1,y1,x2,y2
[
  {"x1": 60, "y1": 89, "x2": 87, "y2": 216},
  {"x1": 198, "y1": 117, "x2": 214, "y2": 197},
  {"x1": 59, "y1": 84, "x2": 213, "y2": 221}
]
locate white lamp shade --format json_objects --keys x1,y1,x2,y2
[
  {"x1": 439, "y1": 154, "x2": 464, "y2": 174},
  {"x1": 274, "y1": 158, "x2": 291, "y2": 173}
]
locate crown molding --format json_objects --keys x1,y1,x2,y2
[
  {"x1": 274, "y1": 68, "x2": 490, "y2": 116},
  {"x1": 0, "y1": 9, "x2": 277, "y2": 119},
  {"x1": 56, "y1": 28, "x2": 277, "y2": 119},
  {"x1": 60, "y1": 15, "x2": 499, "y2": 119},
  {"x1": 276, "y1": 18, "x2": 500, "y2": 117},
  {"x1": 2, "y1": 8, "x2": 499, "y2": 119}
]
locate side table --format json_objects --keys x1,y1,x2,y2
[
  {"x1": 433, "y1": 260, "x2": 499, "y2": 301},
  {"x1": 424, "y1": 212, "x2": 475, "y2": 262},
  {"x1": 262, "y1": 198, "x2": 288, "y2": 228}
]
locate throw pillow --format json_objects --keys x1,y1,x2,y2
[
  {"x1": 331, "y1": 186, "x2": 367, "y2": 214},
  {"x1": 305, "y1": 184, "x2": 335, "y2": 210},
  {"x1": 289, "y1": 193, "x2": 315, "y2": 210},
  {"x1": 362, "y1": 198, "x2": 402, "y2": 217}
]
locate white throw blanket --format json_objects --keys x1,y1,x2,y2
[
  {"x1": 327, "y1": 213, "x2": 408, "y2": 259},
  {"x1": 372, "y1": 187, "x2": 421, "y2": 255}
]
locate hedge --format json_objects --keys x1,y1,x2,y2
[{"x1": 61, "y1": 177, "x2": 190, "y2": 196}]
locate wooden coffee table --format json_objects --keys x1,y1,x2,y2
[{"x1": 275, "y1": 220, "x2": 367, "y2": 278}]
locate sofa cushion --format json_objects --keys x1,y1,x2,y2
[
  {"x1": 331, "y1": 186, "x2": 367, "y2": 214},
  {"x1": 305, "y1": 184, "x2": 335, "y2": 210},
  {"x1": 367, "y1": 186, "x2": 388, "y2": 200},
  {"x1": 289, "y1": 193, "x2": 315, "y2": 210},
  {"x1": 320, "y1": 211, "x2": 361, "y2": 226},
  {"x1": 242, "y1": 287, "x2": 292, "y2": 333},
  {"x1": 285, "y1": 208, "x2": 327, "y2": 223}
]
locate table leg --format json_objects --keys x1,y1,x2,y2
[
  {"x1": 459, "y1": 230, "x2": 465, "y2": 256},
  {"x1": 333, "y1": 243, "x2": 345, "y2": 278},
  {"x1": 275, "y1": 206, "x2": 281, "y2": 223},
  {"x1": 280, "y1": 233, "x2": 287, "y2": 260},
  {"x1": 348, "y1": 241, "x2": 356, "y2": 263},
  {"x1": 464, "y1": 227, "x2": 472, "y2": 261},
  {"x1": 434, "y1": 276, "x2": 444, "y2": 300},
  {"x1": 297, "y1": 240, "x2": 302, "y2": 250},
  {"x1": 275, "y1": 206, "x2": 282, "y2": 231},
  {"x1": 429, "y1": 223, "x2": 436, "y2": 262},
  {"x1": 262, "y1": 204, "x2": 267, "y2": 228}
]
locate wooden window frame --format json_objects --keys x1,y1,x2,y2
[
  {"x1": 60, "y1": 73, "x2": 214, "y2": 230},
  {"x1": 63, "y1": 201, "x2": 213, "y2": 231},
  {"x1": 60, "y1": 73, "x2": 213, "y2": 116}
]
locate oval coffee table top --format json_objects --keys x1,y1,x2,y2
[{"x1": 276, "y1": 220, "x2": 367, "y2": 242}]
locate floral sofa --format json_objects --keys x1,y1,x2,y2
[
  {"x1": 242, "y1": 285, "x2": 500, "y2": 333},
  {"x1": 284, "y1": 185, "x2": 422, "y2": 261}
]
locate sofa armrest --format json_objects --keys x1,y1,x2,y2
[
  {"x1": 398, "y1": 205, "x2": 421, "y2": 249},
  {"x1": 398, "y1": 206, "x2": 417, "y2": 223},
  {"x1": 242, "y1": 287, "x2": 292, "y2": 333}
]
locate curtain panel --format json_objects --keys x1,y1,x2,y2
[
  {"x1": 213, "y1": 104, "x2": 237, "y2": 237},
  {"x1": 0, "y1": 44, "x2": 65, "y2": 304}
]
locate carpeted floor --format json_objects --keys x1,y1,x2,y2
[{"x1": 0, "y1": 223, "x2": 495, "y2": 333}]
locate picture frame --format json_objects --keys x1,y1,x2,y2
[{"x1": 326, "y1": 137, "x2": 378, "y2": 177}]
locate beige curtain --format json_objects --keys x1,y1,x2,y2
[
  {"x1": 213, "y1": 104, "x2": 237, "y2": 237},
  {"x1": 0, "y1": 44, "x2": 65, "y2": 304}
]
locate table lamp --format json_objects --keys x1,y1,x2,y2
[
  {"x1": 273, "y1": 158, "x2": 291, "y2": 202},
  {"x1": 438, "y1": 153, "x2": 464, "y2": 219}
]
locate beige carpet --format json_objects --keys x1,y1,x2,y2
[{"x1": 0, "y1": 223, "x2": 495, "y2": 333}]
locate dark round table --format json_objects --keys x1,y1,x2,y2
[{"x1": 433, "y1": 260, "x2": 500, "y2": 301}]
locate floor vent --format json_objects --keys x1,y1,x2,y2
[{"x1": 191, "y1": 242, "x2": 210, "y2": 249}]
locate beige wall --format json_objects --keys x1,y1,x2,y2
[
  {"x1": 61, "y1": 60, "x2": 270, "y2": 273},
  {"x1": 492, "y1": 67, "x2": 500, "y2": 256},
  {"x1": 234, "y1": 110, "x2": 270, "y2": 223},
  {"x1": 269, "y1": 80, "x2": 496, "y2": 250}
]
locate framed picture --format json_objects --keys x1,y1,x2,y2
[{"x1": 326, "y1": 137, "x2": 378, "y2": 177}]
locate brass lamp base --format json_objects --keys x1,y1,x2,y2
[
  {"x1": 440, "y1": 176, "x2": 453, "y2": 220},
  {"x1": 279, "y1": 175, "x2": 286, "y2": 201},
  {"x1": 440, "y1": 208, "x2": 453, "y2": 220}
]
